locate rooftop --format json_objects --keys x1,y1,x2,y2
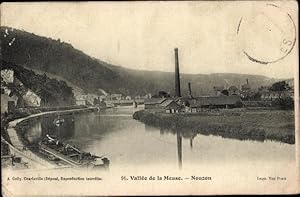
[
  {"x1": 189, "y1": 95, "x2": 242, "y2": 107},
  {"x1": 160, "y1": 99, "x2": 176, "y2": 107},
  {"x1": 144, "y1": 98, "x2": 166, "y2": 105}
]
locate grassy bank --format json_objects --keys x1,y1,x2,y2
[{"x1": 133, "y1": 110, "x2": 295, "y2": 144}]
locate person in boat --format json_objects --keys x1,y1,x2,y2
[
  {"x1": 45, "y1": 134, "x2": 63, "y2": 147},
  {"x1": 46, "y1": 134, "x2": 55, "y2": 141},
  {"x1": 45, "y1": 134, "x2": 56, "y2": 145}
]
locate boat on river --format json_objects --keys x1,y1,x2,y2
[
  {"x1": 53, "y1": 114, "x2": 65, "y2": 127},
  {"x1": 38, "y1": 134, "x2": 109, "y2": 169}
]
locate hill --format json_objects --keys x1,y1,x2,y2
[
  {"x1": 22, "y1": 65, "x2": 85, "y2": 96},
  {"x1": 1, "y1": 26, "x2": 285, "y2": 97},
  {"x1": 1, "y1": 60, "x2": 74, "y2": 107}
]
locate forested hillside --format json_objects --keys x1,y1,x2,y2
[
  {"x1": 1, "y1": 60, "x2": 74, "y2": 106},
  {"x1": 1, "y1": 26, "x2": 284, "y2": 96}
]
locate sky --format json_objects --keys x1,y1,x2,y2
[{"x1": 1, "y1": 1, "x2": 298, "y2": 78}]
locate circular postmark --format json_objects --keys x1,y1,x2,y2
[{"x1": 237, "y1": 4, "x2": 296, "y2": 64}]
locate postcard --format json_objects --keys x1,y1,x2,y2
[{"x1": 1, "y1": 1, "x2": 299, "y2": 195}]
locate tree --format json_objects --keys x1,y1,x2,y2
[
  {"x1": 221, "y1": 89, "x2": 229, "y2": 96},
  {"x1": 184, "y1": 100, "x2": 190, "y2": 107},
  {"x1": 250, "y1": 92, "x2": 261, "y2": 101},
  {"x1": 269, "y1": 81, "x2": 290, "y2": 91},
  {"x1": 271, "y1": 97, "x2": 294, "y2": 110},
  {"x1": 153, "y1": 91, "x2": 170, "y2": 98},
  {"x1": 93, "y1": 98, "x2": 100, "y2": 105}
]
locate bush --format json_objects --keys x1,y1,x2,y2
[{"x1": 271, "y1": 97, "x2": 294, "y2": 110}]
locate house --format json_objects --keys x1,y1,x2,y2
[
  {"x1": 143, "y1": 93, "x2": 152, "y2": 99},
  {"x1": 213, "y1": 86, "x2": 224, "y2": 95},
  {"x1": 144, "y1": 98, "x2": 166, "y2": 109},
  {"x1": 260, "y1": 91, "x2": 292, "y2": 101},
  {"x1": 75, "y1": 94, "x2": 100, "y2": 106},
  {"x1": 185, "y1": 95, "x2": 242, "y2": 112},
  {"x1": 1, "y1": 69, "x2": 14, "y2": 84},
  {"x1": 261, "y1": 92, "x2": 275, "y2": 101},
  {"x1": 105, "y1": 99, "x2": 135, "y2": 107},
  {"x1": 144, "y1": 98, "x2": 181, "y2": 113},
  {"x1": 160, "y1": 99, "x2": 181, "y2": 113},
  {"x1": 1, "y1": 93, "x2": 18, "y2": 114},
  {"x1": 228, "y1": 86, "x2": 239, "y2": 95},
  {"x1": 23, "y1": 89, "x2": 41, "y2": 107},
  {"x1": 99, "y1": 95, "x2": 106, "y2": 102},
  {"x1": 107, "y1": 94, "x2": 122, "y2": 101},
  {"x1": 75, "y1": 95, "x2": 87, "y2": 106},
  {"x1": 75, "y1": 99, "x2": 87, "y2": 106}
]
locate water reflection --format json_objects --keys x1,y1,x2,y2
[
  {"x1": 25, "y1": 114, "x2": 76, "y2": 144},
  {"x1": 159, "y1": 128, "x2": 197, "y2": 169},
  {"x1": 176, "y1": 130, "x2": 182, "y2": 169},
  {"x1": 190, "y1": 137, "x2": 194, "y2": 150},
  {"x1": 147, "y1": 125, "x2": 197, "y2": 169},
  {"x1": 25, "y1": 120, "x2": 42, "y2": 144}
]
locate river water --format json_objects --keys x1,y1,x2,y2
[{"x1": 24, "y1": 108, "x2": 295, "y2": 174}]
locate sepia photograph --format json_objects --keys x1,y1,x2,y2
[{"x1": 1, "y1": 1, "x2": 299, "y2": 196}]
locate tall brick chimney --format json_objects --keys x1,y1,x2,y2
[
  {"x1": 188, "y1": 82, "x2": 192, "y2": 98},
  {"x1": 174, "y1": 48, "x2": 181, "y2": 97}
]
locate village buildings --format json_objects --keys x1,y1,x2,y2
[
  {"x1": 213, "y1": 86, "x2": 225, "y2": 96},
  {"x1": 144, "y1": 98, "x2": 180, "y2": 113},
  {"x1": 228, "y1": 86, "x2": 239, "y2": 95},
  {"x1": 184, "y1": 95, "x2": 242, "y2": 112},
  {"x1": 144, "y1": 94, "x2": 244, "y2": 113},
  {"x1": 142, "y1": 48, "x2": 295, "y2": 114},
  {"x1": 260, "y1": 90, "x2": 293, "y2": 101}
]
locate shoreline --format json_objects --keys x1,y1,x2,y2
[
  {"x1": 133, "y1": 110, "x2": 295, "y2": 144},
  {"x1": 4, "y1": 107, "x2": 99, "y2": 169}
]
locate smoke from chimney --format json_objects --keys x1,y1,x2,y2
[
  {"x1": 174, "y1": 48, "x2": 181, "y2": 97},
  {"x1": 246, "y1": 78, "x2": 249, "y2": 85}
]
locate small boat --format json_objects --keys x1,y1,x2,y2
[
  {"x1": 53, "y1": 114, "x2": 65, "y2": 127},
  {"x1": 39, "y1": 134, "x2": 109, "y2": 169}
]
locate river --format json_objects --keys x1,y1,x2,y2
[{"x1": 23, "y1": 108, "x2": 295, "y2": 174}]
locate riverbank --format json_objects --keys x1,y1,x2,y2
[
  {"x1": 133, "y1": 110, "x2": 295, "y2": 144},
  {"x1": 3, "y1": 107, "x2": 99, "y2": 169}
]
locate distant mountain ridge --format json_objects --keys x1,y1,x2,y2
[{"x1": 1, "y1": 26, "x2": 288, "y2": 97}]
